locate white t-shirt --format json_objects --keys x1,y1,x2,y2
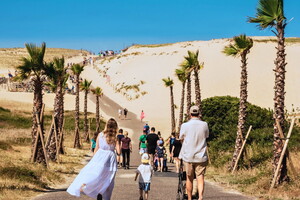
[
  {"x1": 179, "y1": 118, "x2": 209, "y2": 163},
  {"x1": 136, "y1": 164, "x2": 153, "y2": 183}
]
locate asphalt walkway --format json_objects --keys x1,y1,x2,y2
[{"x1": 32, "y1": 91, "x2": 255, "y2": 200}]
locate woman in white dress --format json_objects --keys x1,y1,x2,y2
[{"x1": 67, "y1": 118, "x2": 120, "y2": 200}]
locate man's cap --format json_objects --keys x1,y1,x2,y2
[
  {"x1": 190, "y1": 105, "x2": 199, "y2": 115},
  {"x1": 141, "y1": 153, "x2": 149, "y2": 163}
]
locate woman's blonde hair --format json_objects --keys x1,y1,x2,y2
[{"x1": 103, "y1": 118, "x2": 118, "y2": 144}]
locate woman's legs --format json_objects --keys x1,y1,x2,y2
[
  {"x1": 121, "y1": 149, "x2": 126, "y2": 168},
  {"x1": 160, "y1": 158, "x2": 164, "y2": 172},
  {"x1": 175, "y1": 157, "x2": 180, "y2": 173},
  {"x1": 126, "y1": 149, "x2": 130, "y2": 168}
]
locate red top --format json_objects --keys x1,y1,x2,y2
[{"x1": 121, "y1": 137, "x2": 131, "y2": 149}]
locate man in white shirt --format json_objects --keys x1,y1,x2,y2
[{"x1": 179, "y1": 105, "x2": 209, "y2": 200}]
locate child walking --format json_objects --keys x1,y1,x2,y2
[
  {"x1": 90, "y1": 132, "x2": 98, "y2": 152},
  {"x1": 134, "y1": 153, "x2": 153, "y2": 200},
  {"x1": 156, "y1": 142, "x2": 166, "y2": 172}
]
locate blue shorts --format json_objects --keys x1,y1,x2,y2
[{"x1": 139, "y1": 182, "x2": 151, "y2": 191}]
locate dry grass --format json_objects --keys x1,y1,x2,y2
[
  {"x1": 206, "y1": 152, "x2": 300, "y2": 200},
  {"x1": 0, "y1": 48, "x2": 89, "y2": 69},
  {"x1": 253, "y1": 37, "x2": 300, "y2": 44},
  {"x1": 0, "y1": 101, "x2": 94, "y2": 200}
]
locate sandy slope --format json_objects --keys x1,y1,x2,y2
[
  {"x1": 1, "y1": 38, "x2": 299, "y2": 139},
  {"x1": 79, "y1": 37, "x2": 300, "y2": 138}
]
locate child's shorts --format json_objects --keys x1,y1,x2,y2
[
  {"x1": 139, "y1": 182, "x2": 151, "y2": 191},
  {"x1": 139, "y1": 148, "x2": 147, "y2": 154}
]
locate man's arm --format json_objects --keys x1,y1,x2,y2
[{"x1": 179, "y1": 124, "x2": 185, "y2": 141}]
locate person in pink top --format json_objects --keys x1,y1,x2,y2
[{"x1": 140, "y1": 110, "x2": 145, "y2": 122}]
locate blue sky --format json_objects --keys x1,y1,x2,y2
[{"x1": 0, "y1": 0, "x2": 299, "y2": 52}]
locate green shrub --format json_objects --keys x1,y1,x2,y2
[{"x1": 202, "y1": 96, "x2": 275, "y2": 168}]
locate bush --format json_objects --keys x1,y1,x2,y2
[{"x1": 202, "y1": 96, "x2": 275, "y2": 167}]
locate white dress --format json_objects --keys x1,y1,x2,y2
[{"x1": 67, "y1": 132, "x2": 117, "y2": 199}]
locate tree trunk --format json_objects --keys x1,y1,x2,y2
[
  {"x1": 84, "y1": 90, "x2": 89, "y2": 142},
  {"x1": 74, "y1": 74, "x2": 81, "y2": 148},
  {"x1": 170, "y1": 86, "x2": 176, "y2": 132},
  {"x1": 59, "y1": 89, "x2": 65, "y2": 154},
  {"x1": 230, "y1": 52, "x2": 249, "y2": 171},
  {"x1": 96, "y1": 95, "x2": 100, "y2": 132},
  {"x1": 178, "y1": 81, "x2": 186, "y2": 132},
  {"x1": 32, "y1": 77, "x2": 46, "y2": 165},
  {"x1": 47, "y1": 81, "x2": 63, "y2": 161},
  {"x1": 194, "y1": 68, "x2": 202, "y2": 119},
  {"x1": 272, "y1": 23, "x2": 288, "y2": 185},
  {"x1": 186, "y1": 73, "x2": 192, "y2": 119}
]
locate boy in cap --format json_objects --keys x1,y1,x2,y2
[{"x1": 134, "y1": 153, "x2": 153, "y2": 200}]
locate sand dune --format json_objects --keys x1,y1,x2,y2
[
  {"x1": 0, "y1": 37, "x2": 299, "y2": 138},
  {"x1": 80, "y1": 37, "x2": 300, "y2": 138}
]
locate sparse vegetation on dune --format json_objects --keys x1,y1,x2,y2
[
  {"x1": 0, "y1": 48, "x2": 88, "y2": 69},
  {"x1": 132, "y1": 43, "x2": 172, "y2": 48},
  {"x1": 253, "y1": 37, "x2": 300, "y2": 44},
  {"x1": 0, "y1": 103, "x2": 105, "y2": 200}
]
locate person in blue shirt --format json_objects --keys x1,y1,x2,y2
[{"x1": 91, "y1": 132, "x2": 99, "y2": 152}]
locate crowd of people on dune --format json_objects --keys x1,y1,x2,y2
[{"x1": 67, "y1": 105, "x2": 209, "y2": 200}]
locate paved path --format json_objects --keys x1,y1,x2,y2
[{"x1": 32, "y1": 86, "x2": 255, "y2": 200}]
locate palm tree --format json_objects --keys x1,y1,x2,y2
[
  {"x1": 80, "y1": 79, "x2": 92, "y2": 142},
  {"x1": 223, "y1": 34, "x2": 253, "y2": 171},
  {"x1": 248, "y1": 0, "x2": 288, "y2": 185},
  {"x1": 175, "y1": 67, "x2": 187, "y2": 132},
  {"x1": 91, "y1": 87, "x2": 103, "y2": 132},
  {"x1": 71, "y1": 64, "x2": 85, "y2": 148},
  {"x1": 16, "y1": 42, "x2": 47, "y2": 165},
  {"x1": 162, "y1": 77, "x2": 175, "y2": 132},
  {"x1": 180, "y1": 58, "x2": 192, "y2": 118},
  {"x1": 45, "y1": 57, "x2": 67, "y2": 161},
  {"x1": 181, "y1": 50, "x2": 203, "y2": 118},
  {"x1": 191, "y1": 51, "x2": 204, "y2": 119}
]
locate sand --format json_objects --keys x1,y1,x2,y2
[{"x1": 1, "y1": 37, "x2": 299, "y2": 139}]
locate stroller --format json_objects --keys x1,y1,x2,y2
[{"x1": 176, "y1": 161, "x2": 199, "y2": 200}]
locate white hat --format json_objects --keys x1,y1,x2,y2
[
  {"x1": 141, "y1": 153, "x2": 149, "y2": 163},
  {"x1": 190, "y1": 105, "x2": 199, "y2": 115}
]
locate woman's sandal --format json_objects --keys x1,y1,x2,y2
[{"x1": 80, "y1": 184, "x2": 86, "y2": 192}]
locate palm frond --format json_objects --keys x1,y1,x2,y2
[
  {"x1": 162, "y1": 77, "x2": 174, "y2": 87},
  {"x1": 175, "y1": 68, "x2": 187, "y2": 82},
  {"x1": 80, "y1": 79, "x2": 92, "y2": 91},
  {"x1": 248, "y1": 0, "x2": 286, "y2": 29},
  {"x1": 223, "y1": 34, "x2": 253, "y2": 57},
  {"x1": 92, "y1": 87, "x2": 103, "y2": 96},
  {"x1": 71, "y1": 64, "x2": 85, "y2": 75}
]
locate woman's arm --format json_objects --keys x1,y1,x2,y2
[
  {"x1": 130, "y1": 139, "x2": 133, "y2": 152},
  {"x1": 116, "y1": 139, "x2": 120, "y2": 155},
  {"x1": 171, "y1": 145, "x2": 175, "y2": 155},
  {"x1": 93, "y1": 136, "x2": 100, "y2": 156}
]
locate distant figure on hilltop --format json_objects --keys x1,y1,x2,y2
[
  {"x1": 124, "y1": 108, "x2": 128, "y2": 119},
  {"x1": 118, "y1": 108, "x2": 122, "y2": 119},
  {"x1": 140, "y1": 110, "x2": 145, "y2": 122}
]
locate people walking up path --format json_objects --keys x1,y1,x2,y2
[{"x1": 32, "y1": 94, "x2": 255, "y2": 200}]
